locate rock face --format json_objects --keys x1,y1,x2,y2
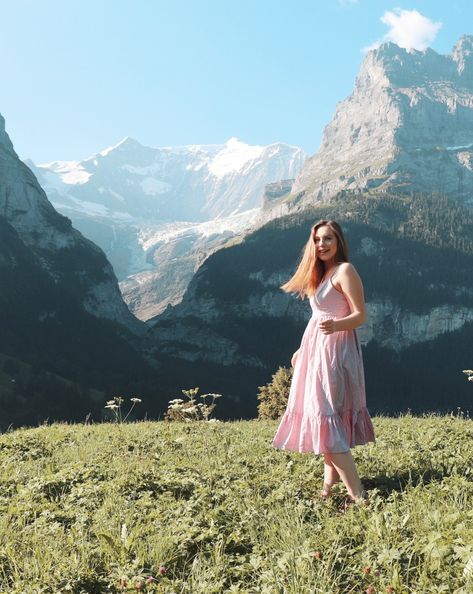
[
  {"x1": 0, "y1": 113, "x2": 141, "y2": 333},
  {"x1": 154, "y1": 222, "x2": 473, "y2": 365},
  {"x1": 291, "y1": 36, "x2": 473, "y2": 207},
  {"x1": 360, "y1": 302, "x2": 473, "y2": 349},
  {"x1": 30, "y1": 137, "x2": 306, "y2": 319}
]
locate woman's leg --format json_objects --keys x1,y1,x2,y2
[
  {"x1": 322, "y1": 453, "x2": 340, "y2": 495},
  {"x1": 325, "y1": 450, "x2": 363, "y2": 500}
]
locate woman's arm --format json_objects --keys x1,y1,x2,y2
[{"x1": 319, "y1": 263, "x2": 367, "y2": 334}]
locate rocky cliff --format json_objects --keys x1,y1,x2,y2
[
  {"x1": 0, "y1": 115, "x2": 141, "y2": 332},
  {"x1": 287, "y1": 36, "x2": 473, "y2": 209}
]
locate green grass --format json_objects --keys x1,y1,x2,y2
[{"x1": 0, "y1": 414, "x2": 472, "y2": 593}]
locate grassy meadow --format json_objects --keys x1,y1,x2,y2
[{"x1": 0, "y1": 414, "x2": 472, "y2": 593}]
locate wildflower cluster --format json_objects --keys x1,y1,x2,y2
[
  {"x1": 164, "y1": 387, "x2": 222, "y2": 421},
  {"x1": 462, "y1": 369, "x2": 473, "y2": 382},
  {"x1": 104, "y1": 396, "x2": 142, "y2": 423}
]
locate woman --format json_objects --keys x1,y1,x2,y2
[{"x1": 272, "y1": 220, "x2": 375, "y2": 506}]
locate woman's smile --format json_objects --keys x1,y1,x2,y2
[{"x1": 314, "y1": 225, "x2": 338, "y2": 262}]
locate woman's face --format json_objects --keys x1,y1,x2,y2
[{"x1": 314, "y1": 225, "x2": 338, "y2": 265}]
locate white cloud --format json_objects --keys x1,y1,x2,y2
[{"x1": 364, "y1": 9, "x2": 442, "y2": 52}]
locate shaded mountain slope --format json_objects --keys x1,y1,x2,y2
[
  {"x1": 0, "y1": 113, "x2": 161, "y2": 425},
  {"x1": 0, "y1": 216, "x2": 152, "y2": 404}
]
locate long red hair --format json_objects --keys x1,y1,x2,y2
[{"x1": 281, "y1": 220, "x2": 350, "y2": 298}]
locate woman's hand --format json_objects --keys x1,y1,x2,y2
[
  {"x1": 291, "y1": 349, "x2": 300, "y2": 367},
  {"x1": 318, "y1": 318, "x2": 339, "y2": 335}
]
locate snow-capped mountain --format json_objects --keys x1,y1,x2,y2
[
  {"x1": 30, "y1": 137, "x2": 306, "y2": 319},
  {"x1": 32, "y1": 136, "x2": 305, "y2": 220}
]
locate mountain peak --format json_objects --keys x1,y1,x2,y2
[
  {"x1": 452, "y1": 34, "x2": 473, "y2": 53},
  {"x1": 451, "y1": 35, "x2": 473, "y2": 78},
  {"x1": 99, "y1": 136, "x2": 144, "y2": 157},
  {"x1": 0, "y1": 113, "x2": 15, "y2": 152},
  {"x1": 292, "y1": 32, "x2": 473, "y2": 205},
  {"x1": 374, "y1": 41, "x2": 409, "y2": 57},
  {"x1": 208, "y1": 138, "x2": 266, "y2": 179},
  {"x1": 224, "y1": 137, "x2": 250, "y2": 148},
  {"x1": 356, "y1": 37, "x2": 473, "y2": 91}
]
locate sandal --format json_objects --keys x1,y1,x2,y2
[{"x1": 318, "y1": 483, "x2": 334, "y2": 502}]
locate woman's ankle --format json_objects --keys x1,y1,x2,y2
[
  {"x1": 351, "y1": 489, "x2": 368, "y2": 503},
  {"x1": 347, "y1": 484, "x2": 367, "y2": 501}
]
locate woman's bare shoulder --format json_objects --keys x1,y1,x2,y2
[
  {"x1": 334, "y1": 262, "x2": 362, "y2": 286},
  {"x1": 336, "y1": 262, "x2": 358, "y2": 275}
]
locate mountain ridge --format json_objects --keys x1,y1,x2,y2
[{"x1": 285, "y1": 37, "x2": 473, "y2": 209}]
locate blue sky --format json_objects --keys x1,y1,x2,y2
[{"x1": 1, "y1": 0, "x2": 471, "y2": 163}]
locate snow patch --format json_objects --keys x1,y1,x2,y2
[
  {"x1": 100, "y1": 137, "x2": 133, "y2": 157},
  {"x1": 208, "y1": 138, "x2": 266, "y2": 179},
  {"x1": 122, "y1": 163, "x2": 161, "y2": 175},
  {"x1": 50, "y1": 195, "x2": 134, "y2": 222},
  {"x1": 38, "y1": 160, "x2": 92, "y2": 185},
  {"x1": 140, "y1": 177, "x2": 172, "y2": 195},
  {"x1": 137, "y1": 208, "x2": 259, "y2": 252},
  {"x1": 445, "y1": 143, "x2": 473, "y2": 151}
]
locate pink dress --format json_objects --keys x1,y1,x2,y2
[{"x1": 272, "y1": 274, "x2": 375, "y2": 454}]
